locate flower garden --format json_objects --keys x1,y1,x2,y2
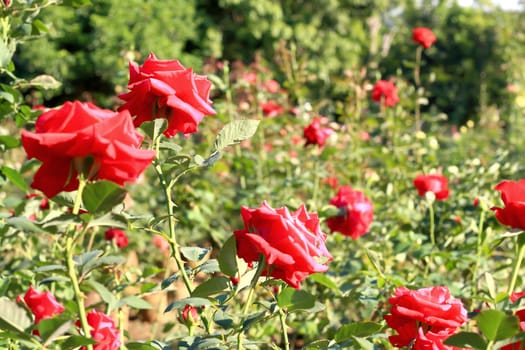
[{"x1": 2, "y1": 1, "x2": 525, "y2": 349}]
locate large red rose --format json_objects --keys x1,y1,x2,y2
[
  {"x1": 86, "y1": 310, "x2": 121, "y2": 350},
  {"x1": 412, "y1": 27, "x2": 437, "y2": 49},
  {"x1": 491, "y1": 179, "x2": 525, "y2": 230},
  {"x1": 22, "y1": 285, "x2": 65, "y2": 324},
  {"x1": 326, "y1": 186, "x2": 373, "y2": 239},
  {"x1": 371, "y1": 80, "x2": 399, "y2": 107},
  {"x1": 414, "y1": 174, "x2": 450, "y2": 201},
  {"x1": 118, "y1": 52, "x2": 216, "y2": 137},
  {"x1": 384, "y1": 286, "x2": 467, "y2": 349},
  {"x1": 303, "y1": 117, "x2": 334, "y2": 148},
  {"x1": 234, "y1": 201, "x2": 333, "y2": 289},
  {"x1": 21, "y1": 101, "x2": 155, "y2": 199}
]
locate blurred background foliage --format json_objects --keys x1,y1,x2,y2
[{"x1": 13, "y1": 0, "x2": 525, "y2": 124}]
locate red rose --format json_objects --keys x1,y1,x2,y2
[
  {"x1": 491, "y1": 179, "x2": 525, "y2": 230},
  {"x1": 414, "y1": 174, "x2": 450, "y2": 200},
  {"x1": 86, "y1": 310, "x2": 121, "y2": 350},
  {"x1": 104, "y1": 228, "x2": 129, "y2": 248},
  {"x1": 326, "y1": 186, "x2": 374, "y2": 239},
  {"x1": 22, "y1": 285, "x2": 65, "y2": 324},
  {"x1": 371, "y1": 80, "x2": 399, "y2": 107},
  {"x1": 384, "y1": 286, "x2": 467, "y2": 349},
  {"x1": 322, "y1": 177, "x2": 338, "y2": 189},
  {"x1": 178, "y1": 305, "x2": 199, "y2": 327},
  {"x1": 303, "y1": 117, "x2": 334, "y2": 148},
  {"x1": 21, "y1": 101, "x2": 156, "y2": 198},
  {"x1": 261, "y1": 100, "x2": 284, "y2": 118},
  {"x1": 412, "y1": 27, "x2": 437, "y2": 49},
  {"x1": 118, "y1": 52, "x2": 216, "y2": 137},
  {"x1": 234, "y1": 201, "x2": 333, "y2": 289}
]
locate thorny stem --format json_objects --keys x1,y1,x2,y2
[{"x1": 507, "y1": 236, "x2": 525, "y2": 296}]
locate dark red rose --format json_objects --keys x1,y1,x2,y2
[
  {"x1": 86, "y1": 310, "x2": 121, "y2": 350},
  {"x1": 22, "y1": 285, "x2": 65, "y2": 324},
  {"x1": 384, "y1": 286, "x2": 467, "y2": 349},
  {"x1": 261, "y1": 100, "x2": 284, "y2": 118},
  {"x1": 234, "y1": 201, "x2": 332, "y2": 289},
  {"x1": 326, "y1": 186, "x2": 373, "y2": 239},
  {"x1": 104, "y1": 228, "x2": 129, "y2": 248},
  {"x1": 414, "y1": 174, "x2": 450, "y2": 200},
  {"x1": 412, "y1": 27, "x2": 437, "y2": 49},
  {"x1": 491, "y1": 179, "x2": 525, "y2": 230},
  {"x1": 118, "y1": 52, "x2": 216, "y2": 137},
  {"x1": 371, "y1": 80, "x2": 399, "y2": 107},
  {"x1": 21, "y1": 101, "x2": 156, "y2": 198},
  {"x1": 303, "y1": 117, "x2": 334, "y2": 148}
]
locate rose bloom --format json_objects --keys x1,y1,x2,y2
[
  {"x1": 21, "y1": 101, "x2": 156, "y2": 198},
  {"x1": 118, "y1": 52, "x2": 216, "y2": 137},
  {"x1": 412, "y1": 27, "x2": 437, "y2": 49},
  {"x1": 322, "y1": 177, "x2": 338, "y2": 189},
  {"x1": 303, "y1": 117, "x2": 334, "y2": 148},
  {"x1": 491, "y1": 179, "x2": 525, "y2": 230},
  {"x1": 263, "y1": 79, "x2": 280, "y2": 94},
  {"x1": 414, "y1": 174, "x2": 450, "y2": 201},
  {"x1": 104, "y1": 228, "x2": 129, "y2": 248},
  {"x1": 22, "y1": 286, "x2": 65, "y2": 324},
  {"x1": 178, "y1": 305, "x2": 199, "y2": 326},
  {"x1": 371, "y1": 80, "x2": 399, "y2": 107},
  {"x1": 261, "y1": 100, "x2": 284, "y2": 118},
  {"x1": 326, "y1": 186, "x2": 374, "y2": 239},
  {"x1": 86, "y1": 310, "x2": 121, "y2": 350},
  {"x1": 384, "y1": 286, "x2": 468, "y2": 349},
  {"x1": 234, "y1": 201, "x2": 333, "y2": 289}
]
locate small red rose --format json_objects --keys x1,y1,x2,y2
[
  {"x1": 412, "y1": 27, "x2": 437, "y2": 49},
  {"x1": 326, "y1": 186, "x2": 374, "y2": 239},
  {"x1": 234, "y1": 201, "x2": 332, "y2": 289},
  {"x1": 21, "y1": 286, "x2": 65, "y2": 324},
  {"x1": 119, "y1": 52, "x2": 216, "y2": 137},
  {"x1": 491, "y1": 179, "x2": 525, "y2": 230},
  {"x1": 303, "y1": 117, "x2": 334, "y2": 148},
  {"x1": 21, "y1": 101, "x2": 156, "y2": 198},
  {"x1": 105, "y1": 228, "x2": 129, "y2": 248},
  {"x1": 414, "y1": 174, "x2": 450, "y2": 200},
  {"x1": 86, "y1": 310, "x2": 121, "y2": 350},
  {"x1": 261, "y1": 100, "x2": 284, "y2": 118},
  {"x1": 371, "y1": 80, "x2": 399, "y2": 107}
]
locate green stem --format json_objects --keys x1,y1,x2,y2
[
  {"x1": 414, "y1": 46, "x2": 423, "y2": 131},
  {"x1": 65, "y1": 179, "x2": 93, "y2": 350},
  {"x1": 472, "y1": 209, "x2": 486, "y2": 292},
  {"x1": 507, "y1": 237, "x2": 525, "y2": 295},
  {"x1": 278, "y1": 308, "x2": 290, "y2": 350},
  {"x1": 429, "y1": 201, "x2": 435, "y2": 246}
]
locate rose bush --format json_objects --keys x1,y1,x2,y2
[
  {"x1": 384, "y1": 286, "x2": 468, "y2": 349},
  {"x1": 234, "y1": 201, "x2": 333, "y2": 289},
  {"x1": 21, "y1": 101, "x2": 156, "y2": 198},
  {"x1": 414, "y1": 174, "x2": 450, "y2": 200},
  {"x1": 326, "y1": 185, "x2": 374, "y2": 239},
  {"x1": 118, "y1": 52, "x2": 216, "y2": 137}
]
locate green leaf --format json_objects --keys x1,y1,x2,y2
[
  {"x1": 82, "y1": 255, "x2": 127, "y2": 276},
  {"x1": 0, "y1": 166, "x2": 28, "y2": 191},
  {"x1": 477, "y1": 309, "x2": 520, "y2": 341},
  {"x1": 6, "y1": 216, "x2": 48, "y2": 233},
  {"x1": 180, "y1": 246, "x2": 211, "y2": 262},
  {"x1": 29, "y1": 75, "x2": 61, "y2": 90},
  {"x1": 37, "y1": 318, "x2": 73, "y2": 345},
  {"x1": 0, "y1": 39, "x2": 16, "y2": 69},
  {"x1": 118, "y1": 296, "x2": 152, "y2": 310},
  {"x1": 308, "y1": 273, "x2": 339, "y2": 292},
  {"x1": 41, "y1": 213, "x2": 82, "y2": 229},
  {"x1": 0, "y1": 135, "x2": 20, "y2": 149},
  {"x1": 88, "y1": 280, "x2": 117, "y2": 310},
  {"x1": 161, "y1": 273, "x2": 179, "y2": 290},
  {"x1": 214, "y1": 120, "x2": 260, "y2": 151},
  {"x1": 126, "y1": 342, "x2": 161, "y2": 350},
  {"x1": 140, "y1": 119, "x2": 167, "y2": 140},
  {"x1": 352, "y1": 336, "x2": 374, "y2": 350},
  {"x1": 277, "y1": 288, "x2": 316, "y2": 312},
  {"x1": 213, "y1": 309, "x2": 235, "y2": 329},
  {"x1": 444, "y1": 332, "x2": 488, "y2": 350},
  {"x1": 164, "y1": 297, "x2": 212, "y2": 313},
  {"x1": 74, "y1": 250, "x2": 103, "y2": 267},
  {"x1": 0, "y1": 297, "x2": 33, "y2": 342},
  {"x1": 335, "y1": 322, "x2": 383, "y2": 342},
  {"x1": 191, "y1": 276, "x2": 230, "y2": 298},
  {"x1": 87, "y1": 212, "x2": 128, "y2": 229},
  {"x1": 50, "y1": 191, "x2": 76, "y2": 207},
  {"x1": 218, "y1": 235, "x2": 238, "y2": 277},
  {"x1": 61, "y1": 335, "x2": 97, "y2": 349},
  {"x1": 82, "y1": 181, "x2": 127, "y2": 213},
  {"x1": 196, "y1": 259, "x2": 220, "y2": 274}
]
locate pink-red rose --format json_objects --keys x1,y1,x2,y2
[
  {"x1": 303, "y1": 117, "x2": 334, "y2": 148},
  {"x1": 412, "y1": 27, "x2": 437, "y2": 49},
  {"x1": 384, "y1": 286, "x2": 468, "y2": 349},
  {"x1": 22, "y1": 285, "x2": 65, "y2": 324},
  {"x1": 21, "y1": 101, "x2": 156, "y2": 198},
  {"x1": 491, "y1": 179, "x2": 525, "y2": 230},
  {"x1": 86, "y1": 310, "x2": 121, "y2": 350},
  {"x1": 326, "y1": 186, "x2": 374, "y2": 239},
  {"x1": 104, "y1": 228, "x2": 129, "y2": 248},
  {"x1": 178, "y1": 305, "x2": 199, "y2": 327},
  {"x1": 118, "y1": 52, "x2": 216, "y2": 137},
  {"x1": 261, "y1": 100, "x2": 284, "y2": 118},
  {"x1": 371, "y1": 80, "x2": 399, "y2": 107},
  {"x1": 414, "y1": 174, "x2": 450, "y2": 200},
  {"x1": 234, "y1": 201, "x2": 333, "y2": 289}
]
